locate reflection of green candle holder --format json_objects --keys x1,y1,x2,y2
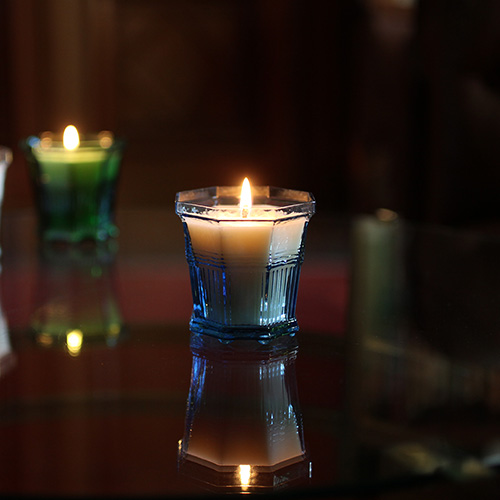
[
  {"x1": 30, "y1": 244, "x2": 125, "y2": 355},
  {"x1": 20, "y1": 128, "x2": 125, "y2": 243}
]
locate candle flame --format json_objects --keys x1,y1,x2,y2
[
  {"x1": 239, "y1": 177, "x2": 252, "y2": 217},
  {"x1": 63, "y1": 125, "x2": 80, "y2": 150}
]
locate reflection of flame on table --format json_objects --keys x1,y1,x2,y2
[
  {"x1": 178, "y1": 333, "x2": 311, "y2": 492},
  {"x1": 32, "y1": 296, "x2": 124, "y2": 356},
  {"x1": 30, "y1": 246, "x2": 125, "y2": 355}
]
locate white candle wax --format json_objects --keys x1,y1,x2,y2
[
  {"x1": 29, "y1": 127, "x2": 116, "y2": 188},
  {"x1": 32, "y1": 146, "x2": 108, "y2": 187},
  {"x1": 186, "y1": 206, "x2": 305, "y2": 260},
  {"x1": 184, "y1": 205, "x2": 307, "y2": 326}
]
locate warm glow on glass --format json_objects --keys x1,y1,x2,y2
[
  {"x1": 98, "y1": 130, "x2": 114, "y2": 149},
  {"x1": 108, "y1": 323, "x2": 121, "y2": 336},
  {"x1": 239, "y1": 177, "x2": 252, "y2": 217},
  {"x1": 63, "y1": 125, "x2": 80, "y2": 150},
  {"x1": 66, "y1": 329, "x2": 83, "y2": 356},
  {"x1": 375, "y1": 207, "x2": 398, "y2": 223},
  {"x1": 37, "y1": 333, "x2": 53, "y2": 346},
  {"x1": 238, "y1": 464, "x2": 251, "y2": 487}
]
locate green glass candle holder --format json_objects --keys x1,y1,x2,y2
[{"x1": 20, "y1": 130, "x2": 125, "y2": 243}]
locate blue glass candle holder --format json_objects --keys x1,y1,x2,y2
[
  {"x1": 20, "y1": 130, "x2": 125, "y2": 244},
  {"x1": 175, "y1": 185, "x2": 315, "y2": 340}
]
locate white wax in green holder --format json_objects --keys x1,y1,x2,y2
[{"x1": 32, "y1": 147, "x2": 107, "y2": 188}]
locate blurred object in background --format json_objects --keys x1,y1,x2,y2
[
  {"x1": 347, "y1": 0, "x2": 417, "y2": 217},
  {"x1": 414, "y1": 0, "x2": 500, "y2": 227},
  {"x1": 4, "y1": 0, "x2": 500, "y2": 228},
  {"x1": 0, "y1": 0, "x2": 354, "y2": 213}
]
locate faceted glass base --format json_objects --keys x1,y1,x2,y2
[
  {"x1": 178, "y1": 451, "x2": 311, "y2": 493},
  {"x1": 39, "y1": 222, "x2": 119, "y2": 244},
  {"x1": 189, "y1": 316, "x2": 299, "y2": 341}
]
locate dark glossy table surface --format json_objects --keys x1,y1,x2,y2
[{"x1": 0, "y1": 208, "x2": 500, "y2": 498}]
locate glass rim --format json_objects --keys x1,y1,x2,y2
[
  {"x1": 19, "y1": 135, "x2": 126, "y2": 153},
  {"x1": 175, "y1": 185, "x2": 315, "y2": 220}
]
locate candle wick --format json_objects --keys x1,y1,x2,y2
[{"x1": 241, "y1": 207, "x2": 249, "y2": 218}]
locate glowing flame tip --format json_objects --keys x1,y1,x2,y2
[
  {"x1": 63, "y1": 125, "x2": 80, "y2": 150},
  {"x1": 239, "y1": 177, "x2": 252, "y2": 217}
]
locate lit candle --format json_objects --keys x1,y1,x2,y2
[
  {"x1": 21, "y1": 125, "x2": 125, "y2": 243},
  {"x1": 175, "y1": 179, "x2": 315, "y2": 339}
]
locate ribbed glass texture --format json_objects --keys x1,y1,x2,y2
[{"x1": 185, "y1": 233, "x2": 304, "y2": 334}]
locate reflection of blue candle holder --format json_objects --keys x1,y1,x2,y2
[
  {"x1": 178, "y1": 332, "x2": 310, "y2": 492},
  {"x1": 175, "y1": 186, "x2": 315, "y2": 340}
]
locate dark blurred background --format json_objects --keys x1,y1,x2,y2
[{"x1": 1, "y1": 0, "x2": 500, "y2": 226}]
